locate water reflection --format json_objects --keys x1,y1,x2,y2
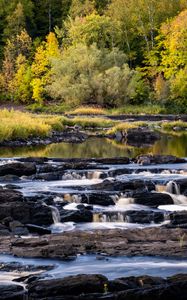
[{"x1": 0, "y1": 134, "x2": 186, "y2": 158}]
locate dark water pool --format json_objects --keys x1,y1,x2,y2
[{"x1": 0, "y1": 134, "x2": 187, "y2": 158}]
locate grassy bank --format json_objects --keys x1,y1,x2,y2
[
  {"x1": 27, "y1": 103, "x2": 166, "y2": 115},
  {"x1": 0, "y1": 109, "x2": 64, "y2": 142},
  {"x1": 0, "y1": 109, "x2": 115, "y2": 142},
  {"x1": 0, "y1": 109, "x2": 186, "y2": 143}
]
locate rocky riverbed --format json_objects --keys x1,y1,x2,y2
[{"x1": 0, "y1": 154, "x2": 187, "y2": 299}]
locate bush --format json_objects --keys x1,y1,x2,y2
[{"x1": 47, "y1": 44, "x2": 150, "y2": 107}]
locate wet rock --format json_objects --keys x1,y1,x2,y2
[
  {"x1": 27, "y1": 272, "x2": 187, "y2": 300},
  {"x1": 28, "y1": 274, "x2": 108, "y2": 298},
  {"x1": 133, "y1": 191, "x2": 173, "y2": 207},
  {"x1": 34, "y1": 173, "x2": 60, "y2": 181},
  {"x1": 4, "y1": 184, "x2": 22, "y2": 190},
  {"x1": 0, "y1": 223, "x2": 10, "y2": 235},
  {"x1": 18, "y1": 157, "x2": 48, "y2": 164},
  {"x1": 26, "y1": 224, "x2": 51, "y2": 235},
  {"x1": 60, "y1": 209, "x2": 93, "y2": 222},
  {"x1": 0, "y1": 175, "x2": 20, "y2": 182},
  {"x1": 127, "y1": 128, "x2": 160, "y2": 146},
  {"x1": 92, "y1": 179, "x2": 155, "y2": 192},
  {"x1": 170, "y1": 211, "x2": 187, "y2": 226},
  {"x1": 0, "y1": 189, "x2": 23, "y2": 203},
  {"x1": 0, "y1": 162, "x2": 36, "y2": 177},
  {"x1": 125, "y1": 210, "x2": 164, "y2": 224},
  {"x1": 9, "y1": 220, "x2": 29, "y2": 235},
  {"x1": 98, "y1": 210, "x2": 164, "y2": 224},
  {"x1": 0, "y1": 202, "x2": 53, "y2": 226},
  {"x1": 175, "y1": 179, "x2": 187, "y2": 194},
  {"x1": 81, "y1": 193, "x2": 115, "y2": 206},
  {"x1": 0, "y1": 283, "x2": 26, "y2": 300},
  {"x1": 136, "y1": 155, "x2": 186, "y2": 165},
  {"x1": 109, "y1": 275, "x2": 165, "y2": 292}
]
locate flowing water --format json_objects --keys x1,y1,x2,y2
[
  {"x1": 0, "y1": 133, "x2": 187, "y2": 284},
  {"x1": 1, "y1": 254, "x2": 187, "y2": 280}
]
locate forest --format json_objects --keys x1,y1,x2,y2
[{"x1": 0, "y1": 0, "x2": 187, "y2": 113}]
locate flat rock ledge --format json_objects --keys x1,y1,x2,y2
[{"x1": 0, "y1": 227, "x2": 187, "y2": 259}]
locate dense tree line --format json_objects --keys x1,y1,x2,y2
[{"x1": 0, "y1": 0, "x2": 187, "y2": 111}]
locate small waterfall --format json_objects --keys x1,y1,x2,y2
[
  {"x1": 156, "y1": 185, "x2": 167, "y2": 192},
  {"x1": 88, "y1": 171, "x2": 103, "y2": 180},
  {"x1": 117, "y1": 197, "x2": 134, "y2": 206},
  {"x1": 93, "y1": 212, "x2": 125, "y2": 223},
  {"x1": 166, "y1": 181, "x2": 180, "y2": 195},
  {"x1": 72, "y1": 195, "x2": 82, "y2": 203},
  {"x1": 169, "y1": 194, "x2": 187, "y2": 205},
  {"x1": 50, "y1": 206, "x2": 61, "y2": 224},
  {"x1": 62, "y1": 172, "x2": 83, "y2": 180}
]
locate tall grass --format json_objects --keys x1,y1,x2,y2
[
  {"x1": 107, "y1": 121, "x2": 147, "y2": 135},
  {"x1": 61, "y1": 116, "x2": 115, "y2": 128},
  {"x1": 160, "y1": 121, "x2": 187, "y2": 131},
  {"x1": 67, "y1": 107, "x2": 107, "y2": 115},
  {"x1": 0, "y1": 109, "x2": 64, "y2": 142},
  {"x1": 109, "y1": 104, "x2": 165, "y2": 115}
]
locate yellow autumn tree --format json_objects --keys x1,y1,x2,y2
[
  {"x1": 31, "y1": 32, "x2": 60, "y2": 103},
  {"x1": 11, "y1": 54, "x2": 32, "y2": 103}
]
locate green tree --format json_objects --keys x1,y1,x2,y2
[
  {"x1": 47, "y1": 43, "x2": 149, "y2": 106},
  {"x1": 61, "y1": 13, "x2": 120, "y2": 49}
]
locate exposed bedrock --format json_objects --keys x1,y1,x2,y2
[{"x1": 1, "y1": 228, "x2": 186, "y2": 259}]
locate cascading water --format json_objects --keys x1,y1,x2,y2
[
  {"x1": 93, "y1": 212, "x2": 124, "y2": 223},
  {"x1": 166, "y1": 181, "x2": 180, "y2": 195},
  {"x1": 88, "y1": 171, "x2": 103, "y2": 179},
  {"x1": 50, "y1": 206, "x2": 61, "y2": 224},
  {"x1": 116, "y1": 197, "x2": 134, "y2": 205}
]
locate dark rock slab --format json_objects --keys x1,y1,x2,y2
[
  {"x1": 0, "y1": 189, "x2": 23, "y2": 203},
  {"x1": 28, "y1": 274, "x2": 108, "y2": 298},
  {"x1": 0, "y1": 162, "x2": 36, "y2": 177},
  {"x1": 26, "y1": 224, "x2": 51, "y2": 235},
  {"x1": 133, "y1": 192, "x2": 173, "y2": 207},
  {"x1": 0, "y1": 202, "x2": 53, "y2": 226},
  {"x1": 0, "y1": 283, "x2": 26, "y2": 300},
  {"x1": 60, "y1": 209, "x2": 93, "y2": 222},
  {"x1": 81, "y1": 192, "x2": 115, "y2": 206}
]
